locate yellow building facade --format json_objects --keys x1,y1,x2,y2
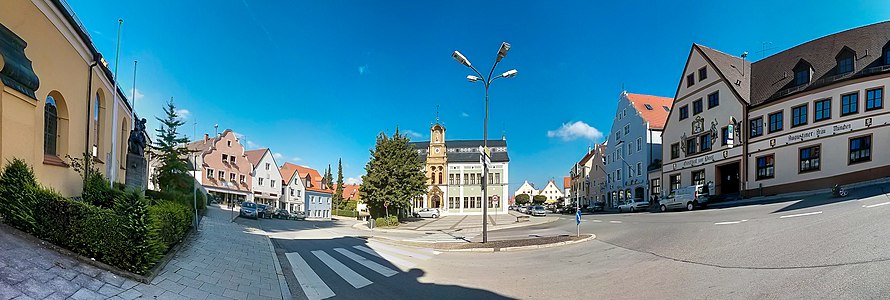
[{"x1": 0, "y1": 0, "x2": 134, "y2": 196}]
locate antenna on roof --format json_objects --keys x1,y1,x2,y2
[
  {"x1": 755, "y1": 42, "x2": 775, "y2": 58},
  {"x1": 741, "y1": 51, "x2": 748, "y2": 76}
]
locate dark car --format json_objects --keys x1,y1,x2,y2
[
  {"x1": 590, "y1": 202, "x2": 605, "y2": 212},
  {"x1": 257, "y1": 204, "x2": 273, "y2": 219},
  {"x1": 273, "y1": 209, "x2": 291, "y2": 219},
  {"x1": 239, "y1": 202, "x2": 258, "y2": 219}
]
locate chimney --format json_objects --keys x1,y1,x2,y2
[{"x1": 204, "y1": 133, "x2": 209, "y2": 144}]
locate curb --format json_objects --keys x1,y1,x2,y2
[
  {"x1": 266, "y1": 238, "x2": 292, "y2": 300},
  {"x1": 370, "y1": 234, "x2": 596, "y2": 253},
  {"x1": 350, "y1": 215, "x2": 561, "y2": 234}
]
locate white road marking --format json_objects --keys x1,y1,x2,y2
[
  {"x1": 312, "y1": 250, "x2": 372, "y2": 289},
  {"x1": 285, "y1": 252, "x2": 335, "y2": 300},
  {"x1": 609, "y1": 220, "x2": 622, "y2": 224},
  {"x1": 863, "y1": 201, "x2": 890, "y2": 208},
  {"x1": 779, "y1": 211, "x2": 823, "y2": 219},
  {"x1": 714, "y1": 220, "x2": 748, "y2": 225},
  {"x1": 352, "y1": 246, "x2": 416, "y2": 269},
  {"x1": 367, "y1": 242, "x2": 433, "y2": 260},
  {"x1": 592, "y1": 220, "x2": 602, "y2": 223},
  {"x1": 333, "y1": 248, "x2": 398, "y2": 277}
]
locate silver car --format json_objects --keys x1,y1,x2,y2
[
  {"x1": 617, "y1": 199, "x2": 650, "y2": 213},
  {"x1": 530, "y1": 205, "x2": 547, "y2": 216},
  {"x1": 413, "y1": 208, "x2": 440, "y2": 218}
]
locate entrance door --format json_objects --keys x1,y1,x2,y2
[
  {"x1": 431, "y1": 195, "x2": 441, "y2": 209},
  {"x1": 717, "y1": 162, "x2": 741, "y2": 195}
]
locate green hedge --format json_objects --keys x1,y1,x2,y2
[
  {"x1": 148, "y1": 200, "x2": 193, "y2": 254},
  {"x1": 374, "y1": 215, "x2": 399, "y2": 227},
  {"x1": 334, "y1": 210, "x2": 357, "y2": 218},
  {"x1": 0, "y1": 158, "x2": 193, "y2": 275},
  {"x1": 146, "y1": 189, "x2": 206, "y2": 211}
]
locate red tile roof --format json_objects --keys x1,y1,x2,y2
[
  {"x1": 332, "y1": 184, "x2": 361, "y2": 201},
  {"x1": 245, "y1": 148, "x2": 267, "y2": 170},
  {"x1": 626, "y1": 93, "x2": 674, "y2": 130},
  {"x1": 279, "y1": 162, "x2": 300, "y2": 183}
]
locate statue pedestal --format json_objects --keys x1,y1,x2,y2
[{"x1": 125, "y1": 153, "x2": 147, "y2": 193}]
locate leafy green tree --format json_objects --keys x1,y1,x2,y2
[
  {"x1": 359, "y1": 128, "x2": 426, "y2": 218},
  {"x1": 532, "y1": 195, "x2": 547, "y2": 205},
  {"x1": 515, "y1": 194, "x2": 530, "y2": 205},
  {"x1": 150, "y1": 98, "x2": 193, "y2": 193},
  {"x1": 333, "y1": 159, "x2": 344, "y2": 212}
]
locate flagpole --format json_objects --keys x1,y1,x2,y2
[{"x1": 110, "y1": 19, "x2": 123, "y2": 186}]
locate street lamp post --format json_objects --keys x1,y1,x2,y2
[{"x1": 452, "y1": 42, "x2": 518, "y2": 243}]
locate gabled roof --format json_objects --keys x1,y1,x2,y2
[
  {"x1": 279, "y1": 162, "x2": 300, "y2": 184},
  {"x1": 695, "y1": 44, "x2": 751, "y2": 103},
  {"x1": 626, "y1": 93, "x2": 673, "y2": 130},
  {"x1": 292, "y1": 165, "x2": 329, "y2": 193},
  {"x1": 750, "y1": 21, "x2": 890, "y2": 106},
  {"x1": 245, "y1": 148, "x2": 267, "y2": 170},
  {"x1": 578, "y1": 148, "x2": 596, "y2": 165}
]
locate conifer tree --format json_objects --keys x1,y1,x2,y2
[
  {"x1": 151, "y1": 98, "x2": 193, "y2": 193},
  {"x1": 333, "y1": 159, "x2": 345, "y2": 211}
]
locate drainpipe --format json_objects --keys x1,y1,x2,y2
[
  {"x1": 84, "y1": 54, "x2": 99, "y2": 183},
  {"x1": 741, "y1": 105, "x2": 749, "y2": 198}
]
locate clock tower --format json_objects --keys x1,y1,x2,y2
[{"x1": 426, "y1": 122, "x2": 447, "y2": 209}]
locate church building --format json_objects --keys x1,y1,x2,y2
[{"x1": 409, "y1": 121, "x2": 510, "y2": 216}]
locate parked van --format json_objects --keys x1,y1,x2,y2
[{"x1": 659, "y1": 185, "x2": 709, "y2": 212}]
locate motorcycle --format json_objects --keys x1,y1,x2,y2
[{"x1": 832, "y1": 184, "x2": 848, "y2": 198}]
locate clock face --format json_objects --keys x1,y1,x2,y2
[{"x1": 434, "y1": 147, "x2": 440, "y2": 153}]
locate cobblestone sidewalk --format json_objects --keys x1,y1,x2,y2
[{"x1": 0, "y1": 205, "x2": 286, "y2": 300}]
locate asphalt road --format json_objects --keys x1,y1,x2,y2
[{"x1": 235, "y1": 183, "x2": 890, "y2": 299}]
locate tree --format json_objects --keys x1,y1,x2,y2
[
  {"x1": 532, "y1": 195, "x2": 547, "y2": 205},
  {"x1": 515, "y1": 194, "x2": 530, "y2": 205},
  {"x1": 324, "y1": 164, "x2": 334, "y2": 188},
  {"x1": 333, "y1": 159, "x2": 345, "y2": 212},
  {"x1": 151, "y1": 98, "x2": 193, "y2": 193},
  {"x1": 359, "y1": 128, "x2": 426, "y2": 218}
]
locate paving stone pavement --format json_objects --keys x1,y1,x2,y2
[{"x1": 0, "y1": 205, "x2": 285, "y2": 299}]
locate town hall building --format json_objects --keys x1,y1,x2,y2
[{"x1": 409, "y1": 122, "x2": 510, "y2": 216}]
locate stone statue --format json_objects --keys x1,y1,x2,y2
[{"x1": 128, "y1": 118, "x2": 147, "y2": 157}]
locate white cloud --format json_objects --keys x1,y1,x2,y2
[
  {"x1": 546, "y1": 121, "x2": 603, "y2": 142},
  {"x1": 130, "y1": 88, "x2": 145, "y2": 101},
  {"x1": 347, "y1": 177, "x2": 363, "y2": 184},
  {"x1": 175, "y1": 109, "x2": 190, "y2": 120},
  {"x1": 404, "y1": 130, "x2": 423, "y2": 138},
  {"x1": 246, "y1": 140, "x2": 259, "y2": 149},
  {"x1": 273, "y1": 152, "x2": 283, "y2": 159},
  {"x1": 291, "y1": 156, "x2": 302, "y2": 162},
  {"x1": 461, "y1": 112, "x2": 470, "y2": 117},
  {"x1": 358, "y1": 64, "x2": 369, "y2": 75}
]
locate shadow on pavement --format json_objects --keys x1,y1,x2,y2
[
  {"x1": 233, "y1": 215, "x2": 343, "y2": 233},
  {"x1": 271, "y1": 236, "x2": 515, "y2": 299},
  {"x1": 771, "y1": 184, "x2": 889, "y2": 214}
]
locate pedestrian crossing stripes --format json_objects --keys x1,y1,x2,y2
[{"x1": 286, "y1": 242, "x2": 440, "y2": 300}]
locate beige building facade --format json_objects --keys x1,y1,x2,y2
[
  {"x1": 0, "y1": 0, "x2": 134, "y2": 196},
  {"x1": 188, "y1": 130, "x2": 253, "y2": 203}
]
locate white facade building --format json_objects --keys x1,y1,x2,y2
[
  {"x1": 245, "y1": 148, "x2": 282, "y2": 207},
  {"x1": 605, "y1": 92, "x2": 673, "y2": 207},
  {"x1": 278, "y1": 162, "x2": 306, "y2": 212}
]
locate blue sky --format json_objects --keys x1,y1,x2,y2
[{"x1": 67, "y1": 0, "x2": 889, "y2": 192}]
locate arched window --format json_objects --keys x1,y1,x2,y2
[
  {"x1": 44, "y1": 96, "x2": 58, "y2": 155},
  {"x1": 92, "y1": 92, "x2": 102, "y2": 157},
  {"x1": 438, "y1": 172, "x2": 443, "y2": 185}
]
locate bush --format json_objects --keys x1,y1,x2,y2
[
  {"x1": 335, "y1": 210, "x2": 357, "y2": 218},
  {"x1": 31, "y1": 189, "x2": 161, "y2": 275},
  {"x1": 0, "y1": 159, "x2": 40, "y2": 232},
  {"x1": 148, "y1": 200, "x2": 193, "y2": 254},
  {"x1": 82, "y1": 171, "x2": 125, "y2": 209},
  {"x1": 146, "y1": 189, "x2": 206, "y2": 212},
  {"x1": 374, "y1": 215, "x2": 399, "y2": 227}
]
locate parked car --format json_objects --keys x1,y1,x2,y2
[
  {"x1": 530, "y1": 205, "x2": 547, "y2": 216},
  {"x1": 292, "y1": 211, "x2": 306, "y2": 220},
  {"x1": 413, "y1": 208, "x2": 440, "y2": 218},
  {"x1": 590, "y1": 202, "x2": 605, "y2": 212},
  {"x1": 518, "y1": 206, "x2": 530, "y2": 214},
  {"x1": 659, "y1": 185, "x2": 706, "y2": 212},
  {"x1": 257, "y1": 204, "x2": 273, "y2": 219},
  {"x1": 273, "y1": 209, "x2": 291, "y2": 219},
  {"x1": 617, "y1": 198, "x2": 650, "y2": 213},
  {"x1": 239, "y1": 202, "x2": 258, "y2": 219}
]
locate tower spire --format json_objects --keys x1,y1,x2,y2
[{"x1": 435, "y1": 104, "x2": 440, "y2": 124}]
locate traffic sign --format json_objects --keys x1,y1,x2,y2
[{"x1": 575, "y1": 210, "x2": 581, "y2": 225}]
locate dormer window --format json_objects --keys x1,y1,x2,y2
[
  {"x1": 644, "y1": 104, "x2": 653, "y2": 110},
  {"x1": 836, "y1": 47, "x2": 855, "y2": 74},
  {"x1": 793, "y1": 60, "x2": 812, "y2": 86}
]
